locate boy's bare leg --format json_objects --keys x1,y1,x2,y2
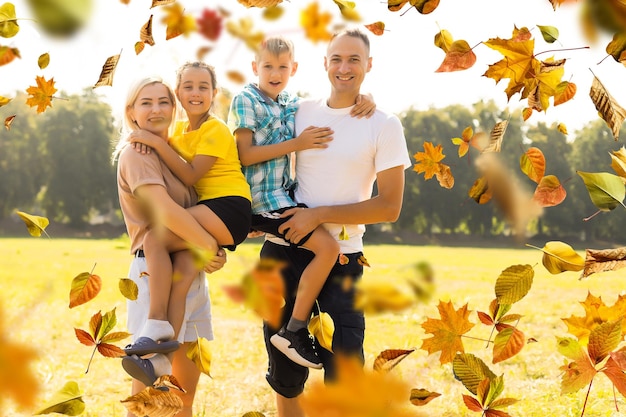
[{"x1": 277, "y1": 394, "x2": 304, "y2": 417}]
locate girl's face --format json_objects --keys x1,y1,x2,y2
[
  {"x1": 176, "y1": 67, "x2": 217, "y2": 117},
  {"x1": 128, "y1": 83, "x2": 174, "y2": 137}
]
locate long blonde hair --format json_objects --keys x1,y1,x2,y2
[{"x1": 111, "y1": 76, "x2": 176, "y2": 162}]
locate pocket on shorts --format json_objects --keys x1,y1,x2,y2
[{"x1": 335, "y1": 312, "x2": 365, "y2": 353}]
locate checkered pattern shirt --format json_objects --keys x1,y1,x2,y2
[{"x1": 228, "y1": 83, "x2": 300, "y2": 214}]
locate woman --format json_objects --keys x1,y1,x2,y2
[{"x1": 113, "y1": 76, "x2": 225, "y2": 417}]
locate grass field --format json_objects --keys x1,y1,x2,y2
[{"x1": 2, "y1": 237, "x2": 626, "y2": 417}]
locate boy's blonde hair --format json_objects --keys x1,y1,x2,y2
[{"x1": 255, "y1": 36, "x2": 295, "y2": 61}]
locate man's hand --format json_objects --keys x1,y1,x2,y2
[
  {"x1": 204, "y1": 248, "x2": 227, "y2": 273},
  {"x1": 278, "y1": 207, "x2": 320, "y2": 243}
]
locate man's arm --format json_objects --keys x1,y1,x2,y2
[
  {"x1": 278, "y1": 165, "x2": 405, "y2": 242},
  {"x1": 136, "y1": 184, "x2": 226, "y2": 272}
]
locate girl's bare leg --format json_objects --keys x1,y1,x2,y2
[{"x1": 169, "y1": 250, "x2": 200, "y2": 339}]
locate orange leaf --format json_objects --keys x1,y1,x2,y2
[
  {"x1": 519, "y1": 146, "x2": 545, "y2": 183},
  {"x1": 25, "y1": 76, "x2": 57, "y2": 113},
  {"x1": 463, "y1": 394, "x2": 484, "y2": 412},
  {"x1": 161, "y1": 3, "x2": 196, "y2": 40},
  {"x1": 226, "y1": 70, "x2": 246, "y2": 84},
  {"x1": 4, "y1": 114, "x2": 15, "y2": 130},
  {"x1": 492, "y1": 327, "x2": 525, "y2": 363},
  {"x1": 69, "y1": 271, "x2": 102, "y2": 308},
  {"x1": 372, "y1": 348, "x2": 415, "y2": 372},
  {"x1": 300, "y1": 2, "x2": 333, "y2": 43},
  {"x1": 554, "y1": 81, "x2": 576, "y2": 106},
  {"x1": 0, "y1": 45, "x2": 20, "y2": 66},
  {"x1": 522, "y1": 107, "x2": 532, "y2": 121},
  {"x1": 421, "y1": 300, "x2": 475, "y2": 364},
  {"x1": 469, "y1": 176, "x2": 492, "y2": 204},
  {"x1": 97, "y1": 342, "x2": 126, "y2": 358},
  {"x1": 435, "y1": 163, "x2": 455, "y2": 189},
  {"x1": 533, "y1": 175, "x2": 566, "y2": 207},
  {"x1": 435, "y1": 39, "x2": 476, "y2": 72},
  {"x1": 74, "y1": 328, "x2": 95, "y2": 346},
  {"x1": 413, "y1": 141, "x2": 446, "y2": 180},
  {"x1": 562, "y1": 292, "x2": 626, "y2": 345},
  {"x1": 364, "y1": 21, "x2": 385, "y2": 36}
]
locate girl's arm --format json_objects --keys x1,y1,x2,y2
[
  {"x1": 129, "y1": 129, "x2": 216, "y2": 187},
  {"x1": 235, "y1": 126, "x2": 333, "y2": 166}
]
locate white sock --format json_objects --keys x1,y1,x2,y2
[
  {"x1": 141, "y1": 319, "x2": 175, "y2": 341},
  {"x1": 150, "y1": 353, "x2": 172, "y2": 377}
]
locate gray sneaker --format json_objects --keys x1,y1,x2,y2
[{"x1": 270, "y1": 326, "x2": 323, "y2": 369}]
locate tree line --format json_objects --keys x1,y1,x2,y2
[{"x1": 0, "y1": 90, "x2": 623, "y2": 241}]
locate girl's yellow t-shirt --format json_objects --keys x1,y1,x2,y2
[{"x1": 170, "y1": 117, "x2": 251, "y2": 202}]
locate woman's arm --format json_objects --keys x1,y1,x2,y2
[
  {"x1": 235, "y1": 126, "x2": 333, "y2": 167},
  {"x1": 130, "y1": 130, "x2": 216, "y2": 187}
]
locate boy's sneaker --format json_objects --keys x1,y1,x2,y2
[{"x1": 270, "y1": 326, "x2": 323, "y2": 369}]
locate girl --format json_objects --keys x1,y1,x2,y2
[{"x1": 123, "y1": 63, "x2": 252, "y2": 359}]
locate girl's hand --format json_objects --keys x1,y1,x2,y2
[
  {"x1": 351, "y1": 93, "x2": 376, "y2": 119},
  {"x1": 129, "y1": 130, "x2": 160, "y2": 154}
]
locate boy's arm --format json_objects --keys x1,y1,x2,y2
[
  {"x1": 130, "y1": 130, "x2": 216, "y2": 187},
  {"x1": 278, "y1": 165, "x2": 405, "y2": 242},
  {"x1": 235, "y1": 126, "x2": 333, "y2": 167}
]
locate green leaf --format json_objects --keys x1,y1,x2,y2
[
  {"x1": 494, "y1": 264, "x2": 534, "y2": 304},
  {"x1": 97, "y1": 308, "x2": 118, "y2": 341},
  {"x1": 577, "y1": 171, "x2": 626, "y2": 211},
  {"x1": 35, "y1": 381, "x2": 85, "y2": 416},
  {"x1": 119, "y1": 278, "x2": 138, "y2": 300},
  {"x1": 0, "y1": 2, "x2": 19, "y2": 38},
  {"x1": 26, "y1": 0, "x2": 92, "y2": 37},
  {"x1": 537, "y1": 24, "x2": 559, "y2": 43},
  {"x1": 556, "y1": 336, "x2": 586, "y2": 361},
  {"x1": 588, "y1": 319, "x2": 623, "y2": 364},
  {"x1": 452, "y1": 353, "x2": 496, "y2": 395},
  {"x1": 15, "y1": 210, "x2": 50, "y2": 237}
]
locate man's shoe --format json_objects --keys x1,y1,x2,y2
[{"x1": 270, "y1": 326, "x2": 323, "y2": 369}]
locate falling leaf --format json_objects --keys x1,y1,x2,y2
[
  {"x1": 494, "y1": 264, "x2": 534, "y2": 305},
  {"x1": 533, "y1": 174, "x2": 567, "y2": 207},
  {"x1": 69, "y1": 270, "x2": 102, "y2": 308},
  {"x1": 355, "y1": 280, "x2": 415, "y2": 314},
  {"x1": 134, "y1": 41, "x2": 145, "y2": 55},
  {"x1": 537, "y1": 24, "x2": 559, "y2": 43},
  {"x1": 557, "y1": 337, "x2": 597, "y2": 394},
  {"x1": 434, "y1": 29, "x2": 453, "y2": 52},
  {"x1": 309, "y1": 311, "x2": 334, "y2": 352},
  {"x1": 520, "y1": 146, "x2": 545, "y2": 183},
  {"x1": 357, "y1": 254, "x2": 370, "y2": 267},
  {"x1": 226, "y1": 70, "x2": 246, "y2": 84},
  {"x1": 263, "y1": 6, "x2": 284, "y2": 19},
  {"x1": 161, "y1": 3, "x2": 196, "y2": 40},
  {"x1": 93, "y1": 54, "x2": 120, "y2": 88},
  {"x1": 373, "y1": 348, "x2": 415, "y2": 372},
  {"x1": 196, "y1": 46, "x2": 213, "y2": 60},
  {"x1": 557, "y1": 122, "x2": 568, "y2": 134},
  {"x1": 186, "y1": 337, "x2": 212, "y2": 377},
  {"x1": 589, "y1": 74, "x2": 626, "y2": 141},
  {"x1": 610, "y1": 146, "x2": 626, "y2": 179},
  {"x1": 299, "y1": 354, "x2": 414, "y2": 417},
  {"x1": 468, "y1": 175, "x2": 492, "y2": 204},
  {"x1": 74, "y1": 308, "x2": 130, "y2": 372},
  {"x1": 562, "y1": 292, "x2": 626, "y2": 344},
  {"x1": 226, "y1": 17, "x2": 264, "y2": 52},
  {"x1": 119, "y1": 278, "x2": 138, "y2": 300},
  {"x1": 522, "y1": 107, "x2": 533, "y2": 121},
  {"x1": 527, "y1": 240, "x2": 584, "y2": 274},
  {"x1": 409, "y1": 388, "x2": 441, "y2": 406},
  {"x1": 582, "y1": 247, "x2": 626, "y2": 278},
  {"x1": 435, "y1": 39, "x2": 476, "y2": 72},
  {"x1": 606, "y1": 32, "x2": 626, "y2": 65},
  {"x1": 421, "y1": 300, "x2": 475, "y2": 364},
  {"x1": 452, "y1": 126, "x2": 476, "y2": 157},
  {"x1": 493, "y1": 326, "x2": 525, "y2": 363},
  {"x1": 364, "y1": 21, "x2": 385, "y2": 36},
  {"x1": 140, "y1": 15, "x2": 155, "y2": 46},
  {"x1": 151, "y1": 0, "x2": 175, "y2": 7},
  {"x1": 35, "y1": 381, "x2": 85, "y2": 416},
  {"x1": 236, "y1": 0, "x2": 283, "y2": 7},
  {"x1": 0, "y1": 45, "x2": 20, "y2": 65},
  {"x1": 15, "y1": 210, "x2": 50, "y2": 237},
  {"x1": 37, "y1": 52, "x2": 49, "y2": 69},
  {"x1": 554, "y1": 81, "x2": 576, "y2": 106},
  {"x1": 197, "y1": 8, "x2": 222, "y2": 41},
  {"x1": 27, "y1": 0, "x2": 92, "y2": 37},
  {"x1": 25, "y1": 75, "x2": 57, "y2": 113},
  {"x1": 1, "y1": 95, "x2": 13, "y2": 107},
  {"x1": 338, "y1": 224, "x2": 349, "y2": 240},
  {"x1": 333, "y1": 0, "x2": 360, "y2": 21},
  {"x1": 452, "y1": 353, "x2": 496, "y2": 395},
  {"x1": 300, "y1": 2, "x2": 333, "y2": 44},
  {"x1": 577, "y1": 171, "x2": 626, "y2": 212},
  {"x1": 413, "y1": 141, "x2": 452, "y2": 187},
  {"x1": 242, "y1": 413, "x2": 267, "y2": 417},
  {"x1": 121, "y1": 378, "x2": 184, "y2": 417},
  {"x1": 4, "y1": 114, "x2": 15, "y2": 130},
  {"x1": 482, "y1": 120, "x2": 508, "y2": 153},
  {"x1": 0, "y1": 2, "x2": 19, "y2": 38}
]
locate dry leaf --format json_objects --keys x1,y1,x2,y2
[
  {"x1": 140, "y1": 15, "x2": 155, "y2": 46},
  {"x1": 582, "y1": 247, "x2": 626, "y2": 278},
  {"x1": 4, "y1": 114, "x2": 15, "y2": 130},
  {"x1": 236, "y1": 0, "x2": 283, "y2": 7},
  {"x1": 226, "y1": 70, "x2": 246, "y2": 84},
  {"x1": 589, "y1": 74, "x2": 626, "y2": 141},
  {"x1": 373, "y1": 348, "x2": 415, "y2": 372},
  {"x1": 355, "y1": 280, "x2": 415, "y2": 314},
  {"x1": 481, "y1": 120, "x2": 508, "y2": 153},
  {"x1": 151, "y1": 0, "x2": 176, "y2": 7},
  {"x1": 25, "y1": 76, "x2": 57, "y2": 113},
  {"x1": 121, "y1": 384, "x2": 183, "y2": 417},
  {"x1": 196, "y1": 46, "x2": 213, "y2": 60},
  {"x1": 134, "y1": 41, "x2": 145, "y2": 55},
  {"x1": 409, "y1": 388, "x2": 441, "y2": 406},
  {"x1": 93, "y1": 54, "x2": 120, "y2": 88},
  {"x1": 161, "y1": 3, "x2": 196, "y2": 40},
  {"x1": 364, "y1": 21, "x2": 385, "y2": 36},
  {"x1": 333, "y1": 0, "x2": 361, "y2": 21},
  {"x1": 0, "y1": 45, "x2": 20, "y2": 66},
  {"x1": 435, "y1": 39, "x2": 476, "y2": 72}
]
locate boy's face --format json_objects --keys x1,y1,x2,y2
[{"x1": 252, "y1": 50, "x2": 298, "y2": 100}]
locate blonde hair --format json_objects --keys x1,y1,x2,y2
[
  {"x1": 255, "y1": 36, "x2": 295, "y2": 62},
  {"x1": 112, "y1": 76, "x2": 176, "y2": 162}
]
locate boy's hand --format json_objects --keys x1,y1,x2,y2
[
  {"x1": 351, "y1": 93, "x2": 376, "y2": 119},
  {"x1": 294, "y1": 126, "x2": 333, "y2": 151}
]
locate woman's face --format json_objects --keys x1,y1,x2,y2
[
  {"x1": 176, "y1": 67, "x2": 217, "y2": 117},
  {"x1": 128, "y1": 82, "x2": 174, "y2": 137}
]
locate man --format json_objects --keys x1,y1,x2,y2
[{"x1": 260, "y1": 28, "x2": 412, "y2": 416}]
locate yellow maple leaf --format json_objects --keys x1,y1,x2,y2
[
  {"x1": 25, "y1": 75, "x2": 57, "y2": 114},
  {"x1": 300, "y1": 2, "x2": 333, "y2": 43},
  {"x1": 562, "y1": 292, "x2": 626, "y2": 345},
  {"x1": 525, "y1": 57, "x2": 565, "y2": 112},
  {"x1": 161, "y1": 3, "x2": 196, "y2": 40},
  {"x1": 413, "y1": 141, "x2": 446, "y2": 180},
  {"x1": 421, "y1": 300, "x2": 475, "y2": 364},
  {"x1": 226, "y1": 17, "x2": 264, "y2": 52}
]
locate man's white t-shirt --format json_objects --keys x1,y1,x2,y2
[{"x1": 287, "y1": 97, "x2": 412, "y2": 253}]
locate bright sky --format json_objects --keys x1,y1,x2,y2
[{"x1": 2, "y1": 0, "x2": 625, "y2": 133}]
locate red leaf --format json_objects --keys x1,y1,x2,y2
[
  {"x1": 74, "y1": 328, "x2": 95, "y2": 346},
  {"x1": 97, "y1": 342, "x2": 126, "y2": 358},
  {"x1": 462, "y1": 394, "x2": 483, "y2": 412},
  {"x1": 197, "y1": 8, "x2": 222, "y2": 41}
]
